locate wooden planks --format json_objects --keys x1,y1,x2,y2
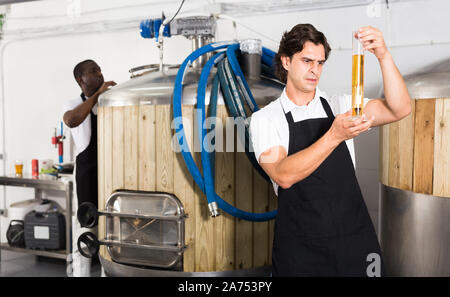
[
  {"x1": 387, "y1": 101, "x2": 415, "y2": 192},
  {"x1": 112, "y1": 107, "x2": 125, "y2": 192},
  {"x1": 379, "y1": 124, "x2": 389, "y2": 186},
  {"x1": 194, "y1": 104, "x2": 214, "y2": 272},
  {"x1": 387, "y1": 118, "x2": 400, "y2": 188},
  {"x1": 214, "y1": 105, "x2": 235, "y2": 271},
  {"x1": 413, "y1": 99, "x2": 435, "y2": 194},
  {"x1": 138, "y1": 105, "x2": 156, "y2": 191},
  {"x1": 156, "y1": 105, "x2": 174, "y2": 193},
  {"x1": 99, "y1": 106, "x2": 113, "y2": 261},
  {"x1": 124, "y1": 106, "x2": 139, "y2": 190},
  {"x1": 433, "y1": 98, "x2": 450, "y2": 197},
  {"x1": 381, "y1": 98, "x2": 450, "y2": 198},
  {"x1": 173, "y1": 105, "x2": 196, "y2": 272},
  {"x1": 253, "y1": 168, "x2": 269, "y2": 267},
  {"x1": 98, "y1": 103, "x2": 274, "y2": 272},
  {"x1": 398, "y1": 101, "x2": 415, "y2": 191},
  {"x1": 235, "y1": 151, "x2": 253, "y2": 270}
]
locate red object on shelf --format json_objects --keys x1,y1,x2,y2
[{"x1": 31, "y1": 159, "x2": 39, "y2": 177}]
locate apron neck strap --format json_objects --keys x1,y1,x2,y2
[
  {"x1": 320, "y1": 97, "x2": 335, "y2": 119},
  {"x1": 279, "y1": 96, "x2": 334, "y2": 125}
]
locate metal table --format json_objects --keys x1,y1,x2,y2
[{"x1": 0, "y1": 174, "x2": 73, "y2": 263}]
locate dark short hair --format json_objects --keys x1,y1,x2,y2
[
  {"x1": 73, "y1": 59, "x2": 96, "y2": 80},
  {"x1": 274, "y1": 24, "x2": 331, "y2": 83}
]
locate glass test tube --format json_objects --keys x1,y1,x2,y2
[{"x1": 352, "y1": 30, "x2": 364, "y2": 117}]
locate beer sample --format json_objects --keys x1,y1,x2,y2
[
  {"x1": 352, "y1": 31, "x2": 364, "y2": 117},
  {"x1": 15, "y1": 160, "x2": 23, "y2": 177}
]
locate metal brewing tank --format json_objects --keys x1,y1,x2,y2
[
  {"x1": 96, "y1": 47, "x2": 284, "y2": 276},
  {"x1": 379, "y1": 58, "x2": 450, "y2": 276},
  {"x1": 100, "y1": 65, "x2": 283, "y2": 108}
]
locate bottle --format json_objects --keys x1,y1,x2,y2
[{"x1": 352, "y1": 30, "x2": 364, "y2": 117}]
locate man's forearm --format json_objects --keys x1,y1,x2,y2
[
  {"x1": 275, "y1": 129, "x2": 340, "y2": 189},
  {"x1": 63, "y1": 93, "x2": 99, "y2": 128},
  {"x1": 379, "y1": 52, "x2": 411, "y2": 118}
]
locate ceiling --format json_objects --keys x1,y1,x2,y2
[{"x1": 0, "y1": 0, "x2": 40, "y2": 5}]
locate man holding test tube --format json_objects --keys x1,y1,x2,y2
[{"x1": 250, "y1": 24, "x2": 411, "y2": 276}]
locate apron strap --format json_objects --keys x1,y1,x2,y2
[
  {"x1": 80, "y1": 93, "x2": 96, "y2": 118},
  {"x1": 279, "y1": 98, "x2": 295, "y2": 126},
  {"x1": 320, "y1": 97, "x2": 335, "y2": 119},
  {"x1": 280, "y1": 96, "x2": 334, "y2": 125}
]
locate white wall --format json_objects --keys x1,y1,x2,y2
[{"x1": 1, "y1": 0, "x2": 449, "y2": 241}]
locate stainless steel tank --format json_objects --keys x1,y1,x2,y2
[
  {"x1": 379, "y1": 58, "x2": 450, "y2": 276},
  {"x1": 100, "y1": 62, "x2": 283, "y2": 108},
  {"x1": 96, "y1": 43, "x2": 283, "y2": 276}
]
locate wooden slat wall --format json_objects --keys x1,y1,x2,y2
[
  {"x1": 397, "y1": 101, "x2": 415, "y2": 191},
  {"x1": 173, "y1": 105, "x2": 196, "y2": 272},
  {"x1": 433, "y1": 98, "x2": 450, "y2": 197},
  {"x1": 124, "y1": 106, "x2": 139, "y2": 190},
  {"x1": 214, "y1": 106, "x2": 235, "y2": 271},
  {"x1": 156, "y1": 105, "x2": 174, "y2": 193},
  {"x1": 112, "y1": 107, "x2": 125, "y2": 191},
  {"x1": 235, "y1": 151, "x2": 253, "y2": 270},
  {"x1": 380, "y1": 98, "x2": 450, "y2": 198},
  {"x1": 387, "y1": 101, "x2": 415, "y2": 192},
  {"x1": 253, "y1": 168, "x2": 269, "y2": 267},
  {"x1": 413, "y1": 99, "x2": 435, "y2": 194},
  {"x1": 379, "y1": 124, "x2": 389, "y2": 186},
  {"x1": 138, "y1": 105, "x2": 156, "y2": 191},
  {"x1": 99, "y1": 106, "x2": 113, "y2": 261},
  {"x1": 387, "y1": 118, "x2": 400, "y2": 189},
  {"x1": 98, "y1": 104, "x2": 275, "y2": 272},
  {"x1": 194, "y1": 104, "x2": 214, "y2": 272}
]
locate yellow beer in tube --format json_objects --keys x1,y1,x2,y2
[{"x1": 352, "y1": 30, "x2": 364, "y2": 117}]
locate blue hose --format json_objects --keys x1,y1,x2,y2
[
  {"x1": 197, "y1": 51, "x2": 226, "y2": 214},
  {"x1": 226, "y1": 44, "x2": 258, "y2": 113},
  {"x1": 217, "y1": 58, "x2": 271, "y2": 182},
  {"x1": 173, "y1": 41, "x2": 235, "y2": 206},
  {"x1": 262, "y1": 47, "x2": 276, "y2": 67},
  {"x1": 173, "y1": 41, "x2": 277, "y2": 221}
]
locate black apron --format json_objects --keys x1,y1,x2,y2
[
  {"x1": 75, "y1": 93, "x2": 98, "y2": 209},
  {"x1": 272, "y1": 97, "x2": 384, "y2": 277}
]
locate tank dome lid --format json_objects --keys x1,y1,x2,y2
[{"x1": 380, "y1": 58, "x2": 450, "y2": 99}]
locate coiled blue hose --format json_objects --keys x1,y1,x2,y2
[{"x1": 173, "y1": 41, "x2": 278, "y2": 221}]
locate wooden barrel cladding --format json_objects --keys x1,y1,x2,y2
[
  {"x1": 97, "y1": 104, "x2": 277, "y2": 272},
  {"x1": 379, "y1": 98, "x2": 450, "y2": 197}
]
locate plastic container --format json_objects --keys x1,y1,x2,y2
[{"x1": 9, "y1": 199, "x2": 43, "y2": 221}]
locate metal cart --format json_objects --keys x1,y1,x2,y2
[{"x1": 0, "y1": 174, "x2": 73, "y2": 266}]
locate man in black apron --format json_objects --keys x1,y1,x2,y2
[
  {"x1": 63, "y1": 60, "x2": 116, "y2": 209},
  {"x1": 251, "y1": 24, "x2": 411, "y2": 276}
]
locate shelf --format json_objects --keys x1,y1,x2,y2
[
  {"x1": 0, "y1": 174, "x2": 71, "y2": 191},
  {"x1": 0, "y1": 243, "x2": 67, "y2": 260}
]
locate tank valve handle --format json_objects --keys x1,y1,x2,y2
[
  {"x1": 77, "y1": 202, "x2": 99, "y2": 228},
  {"x1": 77, "y1": 232, "x2": 100, "y2": 259},
  {"x1": 208, "y1": 202, "x2": 220, "y2": 217}
]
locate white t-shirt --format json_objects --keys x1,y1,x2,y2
[
  {"x1": 62, "y1": 95, "x2": 98, "y2": 157},
  {"x1": 249, "y1": 87, "x2": 369, "y2": 196}
]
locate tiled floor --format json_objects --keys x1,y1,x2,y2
[{"x1": 0, "y1": 250, "x2": 102, "y2": 277}]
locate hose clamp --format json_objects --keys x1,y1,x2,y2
[{"x1": 208, "y1": 202, "x2": 220, "y2": 217}]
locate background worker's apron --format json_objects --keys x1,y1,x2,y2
[
  {"x1": 69, "y1": 93, "x2": 98, "y2": 277},
  {"x1": 272, "y1": 97, "x2": 384, "y2": 276},
  {"x1": 75, "y1": 93, "x2": 98, "y2": 209}
]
